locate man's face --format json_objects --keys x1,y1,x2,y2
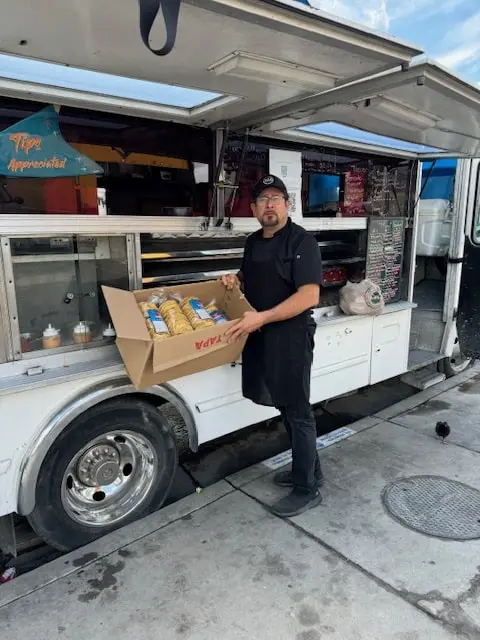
[{"x1": 251, "y1": 187, "x2": 289, "y2": 229}]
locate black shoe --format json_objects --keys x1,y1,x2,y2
[
  {"x1": 271, "y1": 489, "x2": 322, "y2": 518},
  {"x1": 273, "y1": 470, "x2": 324, "y2": 489}
]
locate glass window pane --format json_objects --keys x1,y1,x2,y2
[
  {"x1": 10, "y1": 235, "x2": 130, "y2": 355},
  {"x1": 10, "y1": 236, "x2": 79, "y2": 353},
  {"x1": 76, "y1": 235, "x2": 130, "y2": 345}
]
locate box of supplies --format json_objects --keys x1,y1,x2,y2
[{"x1": 102, "y1": 280, "x2": 253, "y2": 388}]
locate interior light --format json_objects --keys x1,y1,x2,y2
[
  {"x1": 353, "y1": 96, "x2": 440, "y2": 131},
  {"x1": 208, "y1": 51, "x2": 337, "y2": 91}
]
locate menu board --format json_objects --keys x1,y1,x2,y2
[
  {"x1": 365, "y1": 217, "x2": 405, "y2": 303},
  {"x1": 364, "y1": 166, "x2": 410, "y2": 217},
  {"x1": 387, "y1": 165, "x2": 409, "y2": 217},
  {"x1": 303, "y1": 157, "x2": 336, "y2": 174},
  {"x1": 365, "y1": 166, "x2": 388, "y2": 216},
  {"x1": 225, "y1": 140, "x2": 267, "y2": 170},
  {"x1": 341, "y1": 170, "x2": 366, "y2": 217}
]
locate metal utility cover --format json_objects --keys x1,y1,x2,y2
[
  {"x1": 0, "y1": 0, "x2": 421, "y2": 125},
  {"x1": 382, "y1": 475, "x2": 480, "y2": 541}
]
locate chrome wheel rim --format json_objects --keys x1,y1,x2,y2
[{"x1": 61, "y1": 431, "x2": 158, "y2": 527}]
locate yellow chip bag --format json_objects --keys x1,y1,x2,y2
[{"x1": 179, "y1": 296, "x2": 215, "y2": 330}]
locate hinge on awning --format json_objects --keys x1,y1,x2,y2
[{"x1": 25, "y1": 365, "x2": 44, "y2": 377}]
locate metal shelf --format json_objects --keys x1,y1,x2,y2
[
  {"x1": 141, "y1": 243, "x2": 358, "y2": 263},
  {"x1": 11, "y1": 253, "x2": 98, "y2": 264},
  {"x1": 0, "y1": 215, "x2": 368, "y2": 237},
  {"x1": 142, "y1": 254, "x2": 363, "y2": 270},
  {"x1": 141, "y1": 248, "x2": 243, "y2": 262},
  {"x1": 142, "y1": 269, "x2": 231, "y2": 285},
  {"x1": 322, "y1": 257, "x2": 365, "y2": 267},
  {"x1": 318, "y1": 240, "x2": 349, "y2": 247},
  {"x1": 228, "y1": 217, "x2": 368, "y2": 234}
]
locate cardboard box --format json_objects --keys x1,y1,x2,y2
[{"x1": 102, "y1": 280, "x2": 252, "y2": 389}]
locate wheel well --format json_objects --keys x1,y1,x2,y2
[
  {"x1": 89, "y1": 393, "x2": 191, "y2": 457},
  {"x1": 119, "y1": 391, "x2": 166, "y2": 408},
  {"x1": 17, "y1": 376, "x2": 197, "y2": 516}
]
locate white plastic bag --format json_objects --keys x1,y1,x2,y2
[{"x1": 339, "y1": 279, "x2": 384, "y2": 316}]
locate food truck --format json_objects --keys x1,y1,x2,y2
[{"x1": 1, "y1": 0, "x2": 480, "y2": 554}]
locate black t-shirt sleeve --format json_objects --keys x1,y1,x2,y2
[{"x1": 292, "y1": 234, "x2": 323, "y2": 289}]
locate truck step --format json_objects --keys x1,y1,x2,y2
[{"x1": 401, "y1": 368, "x2": 446, "y2": 390}]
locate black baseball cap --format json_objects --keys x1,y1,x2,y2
[{"x1": 251, "y1": 174, "x2": 289, "y2": 201}]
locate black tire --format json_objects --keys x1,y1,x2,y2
[
  {"x1": 27, "y1": 398, "x2": 177, "y2": 551},
  {"x1": 158, "y1": 403, "x2": 191, "y2": 457}
]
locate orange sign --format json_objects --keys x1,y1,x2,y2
[{"x1": 9, "y1": 132, "x2": 42, "y2": 155}]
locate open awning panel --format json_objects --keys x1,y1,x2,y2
[
  {"x1": 0, "y1": 0, "x2": 421, "y2": 125},
  {"x1": 245, "y1": 62, "x2": 480, "y2": 156}
]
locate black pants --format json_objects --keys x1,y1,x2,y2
[{"x1": 279, "y1": 398, "x2": 322, "y2": 494}]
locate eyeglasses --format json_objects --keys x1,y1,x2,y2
[{"x1": 255, "y1": 195, "x2": 286, "y2": 206}]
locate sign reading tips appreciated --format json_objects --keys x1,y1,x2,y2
[{"x1": 0, "y1": 105, "x2": 103, "y2": 177}]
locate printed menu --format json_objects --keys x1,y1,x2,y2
[{"x1": 269, "y1": 149, "x2": 303, "y2": 220}]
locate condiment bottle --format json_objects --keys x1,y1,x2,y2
[
  {"x1": 20, "y1": 332, "x2": 32, "y2": 353},
  {"x1": 43, "y1": 324, "x2": 61, "y2": 350},
  {"x1": 73, "y1": 321, "x2": 92, "y2": 344},
  {"x1": 103, "y1": 323, "x2": 116, "y2": 339}
]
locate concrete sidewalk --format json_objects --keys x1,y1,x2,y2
[{"x1": 1, "y1": 366, "x2": 480, "y2": 640}]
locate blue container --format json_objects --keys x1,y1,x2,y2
[{"x1": 421, "y1": 159, "x2": 456, "y2": 201}]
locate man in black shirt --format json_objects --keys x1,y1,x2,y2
[{"x1": 224, "y1": 175, "x2": 324, "y2": 517}]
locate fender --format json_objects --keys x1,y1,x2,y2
[{"x1": 17, "y1": 376, "x2": 197, "y2": 516}]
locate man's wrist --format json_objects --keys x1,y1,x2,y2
[{"x1": 259, "y1": 309, "x2": 274, "y2": 325}]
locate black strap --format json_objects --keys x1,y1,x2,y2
[{"x1": 138, "y1": 0, "x2": 181, "y2": 57}]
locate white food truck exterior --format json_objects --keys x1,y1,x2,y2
[{"x1": 1, "y1": 0, "x2": 480, "y2": 553}]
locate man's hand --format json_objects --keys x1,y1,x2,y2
[
  {"x1": 221, "y1": 274, "x2": 241, "y2": 290},
  {"x1": 225, "y1": 311, "x2": 266, "y2": 343}
]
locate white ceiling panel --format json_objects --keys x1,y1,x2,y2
[{"x1": 0, "y1": 0, "x2": 422, "y2": 125}]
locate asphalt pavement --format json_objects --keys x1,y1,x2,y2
[{"x1": 1, "y1": 366, "x2": 480, "y2": 639}]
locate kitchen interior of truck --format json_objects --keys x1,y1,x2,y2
[{"x1": 0, "y1": 95, "x2": 419, "y2": 367}]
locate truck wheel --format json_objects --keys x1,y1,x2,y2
[
  {"x1": 158, "y1": 402, "x2": 190, "y2": 457},
  {"x1": 27, "y1": 398, "x2": 177, "y2": 551}
]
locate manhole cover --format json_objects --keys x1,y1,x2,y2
[{"x1": 382, "y1": 476, "x2": 480, "y2": 540}]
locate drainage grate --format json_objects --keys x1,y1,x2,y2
[{"x1": 382, "y1": 476, "x2": 480, "y2": 540}]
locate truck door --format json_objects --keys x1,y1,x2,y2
[{"x1": 457, "y1": 159, "x2": 480, "y2": 358}]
